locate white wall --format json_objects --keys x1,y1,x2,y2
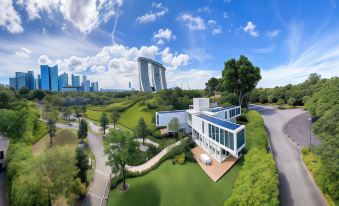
[
  {"x1": 193, "y1": 98, "x2": 210, "y2": 111},
  {"x1": 156, "y1": 111, "x2": 187, "y2": 128}
]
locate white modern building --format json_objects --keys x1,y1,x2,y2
[
  {"x1": 138, "y1": 57, "x2": 167, "y2": 92},
  {"x1": 156, "y1": 98, "x2": 245, "y2": 163}
]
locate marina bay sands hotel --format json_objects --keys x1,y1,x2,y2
[{"x1": 137, "y1": 57, "x2": 167, "y2": 92}]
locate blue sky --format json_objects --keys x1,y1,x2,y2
[{"x1": 0, "y1": 0, "x2": 338, "y2": 89}]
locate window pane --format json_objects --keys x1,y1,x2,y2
[
  {"x1": 220, "y1": 129, "x2": 224, "y2": 145},
  {"x1": 237, "y1": 129, "x2": 245, "y2": 149},
  {"x1": 229, "y1": 133, "x2": 234, "y2": 150},
  {"x1": 216, "y1": 127, "x2": 219, "y2": 143},
  {"x1": 212, "y1": 126, "x2": 215, "y2": 140},
  {"x1": 224, "y1": 131, "x2": 229, "y2": 147}
]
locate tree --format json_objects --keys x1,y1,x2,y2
[
  {"x1": 18, "y1": 87, "x2": 30, "y2": 96},
  {"x1": 222, "y1": 55, "x2": 261, "y2": 107},
  {"x1": 78, "y1": 119, "x2": 88, "y2": 143},
  {"x1": 75, "y1": 147, "x2": 89, "y2": 184},
  {"x1": 205, "y1": 77, "x2": 219, "y2": 98},
  {"x1": 28, "y1": 89, "x2": 45, "y2": 100},
  {"x1": 105, "y1": 130, "x2": 138, "y2": 190},
  {"x1": 168, "y1": 117, "x2": 180, "y2": 138},
  {"x1": 135, "y1": 118, "x2": 149, "y2": 145},
  {"x1": 268, "y1": 94, "x2": 275, "y2": 104},
  {"x1": 287, "y1": 97, "x2": 296, "y2": 106},
  {"x1": 47, "y1": 119, "x2": 56, "y2": 145},
  {"x1": 62, "y1": 107, "x2": 72, "y2": 126},
  {"x1": 111, "y1": 109, "x2": 120, "y2": 129},
  {"x1": 73, "y1": 105, "x2": 81, "y2": 122},
  {"x1": 81, "y1": 105, "x2": 87, "y2": 117},
  {"x1": 100, "y1": 112, "x2": 109, "y2": 134},
  {"x1": 277, "y1": 98, "x2": 285, "y2": 106}
]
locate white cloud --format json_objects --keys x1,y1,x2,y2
[
  {"x1": 16, "y1": 47, "x2": 32, "y2": 58},
  {"x1": 259, "y1": 33, "x2": 339, "y2": 87},
  {"x1": 208, "y1": 19, "x2": 222, "y2": 35},
  {"x1": 0, "y1": 0, "x2": 24, "y2": 33},
  {"x1": 179, "y1": 13, "x2": 206, "y2": 31},
  {"x1": 161, "y1": 47, "x2": 190, "y2": 70},
  {"x1": 266, "y1": 29, "x2": 280, "y2": 38},
  {"x1": 212, "y1": 28, "x2": 222, "y2": 35},
  {"x1": 136, "y1": 2, "x2": 168, "y2": 24},
  {"x1": 167, "y1": 69, "x2": 219, "y2": 89},
  {"x1": 153, "y1": 28, "x2": 176, "y2": 45},
  {"x1": 253, "y1": 45, "x2": 275, "y2": 54},
  {"x1": 38, "y1": 55, "x2": 52, "y2": 65},
  {"x1": 16, "y1": 0, "x2": 122, "y2": 34},
  {"x1": 197, "y1": 6, "x2": 211, "y2": 13},
  {"x1": 243, "y1": 21, "x2": 259, "y2": 37}
]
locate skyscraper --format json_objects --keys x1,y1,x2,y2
[
  {"x1": 27, "y1": 71, "x2": 35, "y2": 90},
  {"x1": 72, "y1": 74, "x2": 80, "y2": 87},
  {"x1": 9, "y1": 78, "x2": 16, "y2": 89},
  {"x1": 137, "y1": 57, "x2": 167, "y2": 92},
  {"x1": 58, "y1": 72, "x2": 68, "y2": 91},
  {"x1": 91, "y1": 82, "x2": 98, "y2": 92},
  {"x1": 40, "y1": 65, "x2": 59, "y2": 91},
  {"x1": 41, "y1": 65, "x2": 51, "y2": 90},
  {"x1": 50, "y1": 65, "x2": 58, "y2": 92},
  {"x1": 82, "y1": 75, "x2": 91, "y2": 92},
  {"x1": 15, "y1": 72, "x2": 28, "y2": 90}
]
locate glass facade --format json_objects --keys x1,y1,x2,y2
[
  {"x1": 41, "y1": 65, "x2": 50, "y2": 90},
  {"x1": 208, "y1": 123, "x2": 238, "y2": 151},
  {"x1": 237, "y1": 129, "x2": 245, "y2": 149},
  {"x1": 50, "y1": 65, "x2": 58, "y2": 92},
  {"x1": 72, "y1": 74, "x2": 80, "y2": 87},
  {"x1": 229, "y1": 107, "x2": 241, "y2": 118},
  {"x1": 58, "y1": 72, "x2": 68, "y2": 91},
  {"x1": 27, "y1": 71, "x2": 35, "y2": 90}
]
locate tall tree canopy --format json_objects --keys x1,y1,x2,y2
[
  {"x1": 101, "y1": 112, "x2": 109, "y2": 134},
  {"x1": 111, "y1": 109, "x2": 121, "y2": 129},
  {"x1": 135, "y1": 117, "x2": 149, "y2": 144},
  {"x1": 105, "y1": 130, "x2": 138, "y2": 190},
  {"x1": 78, "y1": 119, "x2": 88, "y2": 143},
  {"x1": 222, "y1": 55, "x2": 261, "y2": 106}
]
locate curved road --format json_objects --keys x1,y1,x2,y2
[{"x1": 249, "y1": 105, "x2": 326, "y2": 206}]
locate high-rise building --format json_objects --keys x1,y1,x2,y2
[
  {"x1": 15, "y1": 72, "x2": 28, "y2": 90},
  {"x1": 91, "y1": 82, "x2": 98, "y2": 92},
  {"x1": 41, "y1": 65, "x2": 51, "y2": 91},
  {"x1": 72, "y1": 74, "x2": 80, "y2": 87},
  {"x1": 50, "y1": 65, "x2": 58, "y2": 92},
  {"x1": 40, "y1": 65, "x2": 59, "y2": 91},
  {"x1": 37, "y1": 74, "x2": 41, "y2": 90},
  {"x1": 9, "y1": 78, "x2": 16, "y2": 89},
  {"x1": 82, "y1": 75, "x2": 91, "y2": 92},
  {"x1": 137, "y1": 57, "x2": 167, "y2": 92},
  {"x1": 58, "y1": 72, "x2": 68, "y2": 91},
  {"x1": 27, "y1": 71, "x2": 35, "y2": 90}
]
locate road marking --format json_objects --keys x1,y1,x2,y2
[
  {"x1": 95, "y1": 170, "x2": 110, "y2": 177},
  {"x1": 88, "y1": 192, "x2": 103, "y2": 200}
]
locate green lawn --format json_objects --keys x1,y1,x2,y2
[
  {"x1": 32, "y1": 128, "x2": 78, "y2": 155},
  {"x1": 108, "y1": 160, "x2": 242, "y2": 206},
  {"x1": 119, "y1": 103, "x2": 155, "y2": 130}
]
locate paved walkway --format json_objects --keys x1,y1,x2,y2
[
  {"x1": 249, "y1": 104, "x2": 327, "y2": 206},
  {"x1": 126, "y1": 138, "x2": 186, "y2": 173},
  {"x1": 135, "y1": 138, "x2": 159, "y2": 147}
]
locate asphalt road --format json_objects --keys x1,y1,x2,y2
[
  {"x1": 249, "y1": 104, "x2": 326, "y2": 206},
  {"x1": 284, "y1": 112, "x2": 320, "y2": 147}
]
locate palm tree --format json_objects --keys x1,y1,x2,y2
[
  {"x1": 111, "y1": 109, "x2": 120, "y2": 129},
  {"x1": 78, "y1": 119, "x2": 88, "y2": 143},
  {"x1": 47, "y1": 119, "x2": 56, "y2": 145},
  {"x1": 105, "y1": 130, "x2": 138, "y2": 190}
]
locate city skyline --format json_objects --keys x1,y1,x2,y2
[
  {"x1": 8, "y1": 65, "x2": 99, "y2": 92},
  {"x1": 0, "y1": 0, "x2": 339, "y2": 89}
]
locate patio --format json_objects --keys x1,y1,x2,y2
[{"x1": 191, "y1": 146, "x2": 238, "y2": 182}]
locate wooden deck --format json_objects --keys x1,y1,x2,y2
[{"x1": 191, "y1": 146, "x2": 238, "y2": 182}]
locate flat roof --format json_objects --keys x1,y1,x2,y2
[
  {"x1": 207, "y1": 106, "x2": 238, "y2": 113},
  {"x1": 156, "y1": 110, "x2": 186, "y2": 114},
  {"x1": 196, "y1": 114, "x2": 241, "y2": 130}
]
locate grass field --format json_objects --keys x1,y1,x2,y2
[
  {"x1": 32, "y1": 128, "x2": 78, "y2": 156},
  {"x1": 108, "y1": 160, "x2": 242, "y2": 206},
  {"x1": 119, "y1": 102, "x2": 155, "y2": 130}
]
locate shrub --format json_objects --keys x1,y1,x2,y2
[{"x1": 174, "y1": 153, "x2": 186, "y2": 165}]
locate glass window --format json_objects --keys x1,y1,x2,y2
[
  {"x1": 237, "y1": 129, "x2": 245, "y2": 149},
  {"x1": 216, "y1": 127, "x2": 219, "y2": 143},
  {"x1": 224, "y1": 130, "x2": 229, "y2": 147},
  {"x1": 208, "y1": 124, "x2": 211, "y2": 138},
  {"x1": 212, "y1": 126, "x2": 215, "y2": 140},
  {"x1": 225, "y1": 111, "x2": 228, "y2": 119},
  {"x1": 220, "y1": 129, "x2": 225, "y2": 145},
  {"x1": 229, "y1": 133, "x2": 234, "y2": 150},
  {"x1": 188, "y1": 113, "x2": 192, "y2": 121},
  {"x1": 202, "y1": 121, "x2": 204, "y2": 133},
  {"x1": 156, "y1": 115, "x2": 159, "y2": 125}
]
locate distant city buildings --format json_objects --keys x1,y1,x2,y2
[
  {"x1": 8, "y1": 65, "x2": 99, "y2": 92},
  {"x1": 138, "y1": 57, "x2": 167, "y2": 92}
]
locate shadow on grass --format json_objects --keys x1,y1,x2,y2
[{"x1": 113, "y1": 181, "x2": 161, "y2": 206}]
